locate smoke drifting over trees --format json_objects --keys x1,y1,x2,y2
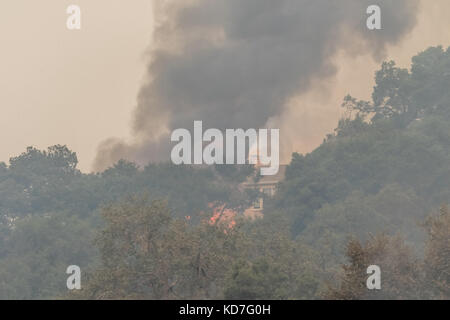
[
  {"x1": 2, "y1": 46, "x2": 450, "y2": 299},
  {"x1": 94, "y1": 0, "x2": 419, "y2": 170}
]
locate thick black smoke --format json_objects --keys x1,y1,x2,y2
[{"x1": 94, "y1": 0, "x2": 419, "y2": 170}]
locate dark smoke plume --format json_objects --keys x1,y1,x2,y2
[{"x1": 94, "y1": 0, "x2": 419, "y2": 171}]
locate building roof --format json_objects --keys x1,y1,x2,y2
[{"x1": 242, "y1": 164, "x2": 287, "y2": 187}]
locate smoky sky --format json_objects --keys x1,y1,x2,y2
[{"x1": 94, "y1": 0, "x2": 419, "y2": 170}]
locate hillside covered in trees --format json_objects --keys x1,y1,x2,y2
[{"x1": 0, "y1": 46, "x2": 449, "y2": 299}]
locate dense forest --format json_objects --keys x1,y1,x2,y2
[{"x1": 1, "y1": 46, "x2": 449, "y2": 299}]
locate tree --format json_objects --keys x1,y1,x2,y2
[
  {"x1": 0, "y1": 212, "x2": 95, "y2": 299},
  {"x1": 326, "y1": 234, "x2": 424, "y2": 300},
  {"x1": 9, "y1": 145, "x2": 78, "y2": 175},
  {"x1": 78, "y1": 196, "x2": 245, "y2": 299},
  {"x1": 423, "y1": 205, "x2": 450, "y2": 299},
  {"x1": 224, "y1": 213, "x2": 322, "y2": 300},
  {"x1": 342, "y1": 46, "x2": 450, "y2": 124},
  {"x1": 224, "y1": 259, "x2": 289, "y2": 300}
]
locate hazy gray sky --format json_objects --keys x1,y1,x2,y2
[
  {"x1": 1, "y1": 1, "x2": 449, "y2": 171},
  {"x1": 0, "y1": 0, "x2": 153, "y2": 171}
]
